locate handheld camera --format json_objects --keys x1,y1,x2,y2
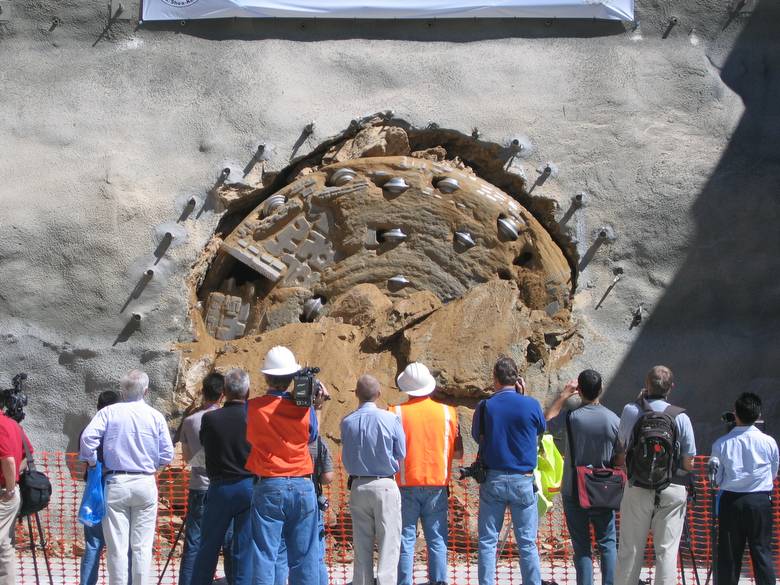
[
  {"x1": 292, "y1": 367, "x2": 324, "y2": 408},
  {"x1": 458, "y1": 459, "x2": 487, "y2": 483},
  {"x1": 721, "y1": 411, "x2": 766, "y2": 433}
]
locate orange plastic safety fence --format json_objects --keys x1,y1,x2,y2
[{"x1": 12, "y1": 453, "x2": 780, "y2": 585}]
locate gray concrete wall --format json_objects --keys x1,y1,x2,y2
[{"x1": 0, "y1": 0, "x2": 777, "y2": 452}]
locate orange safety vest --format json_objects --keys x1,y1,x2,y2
[
  {"x1": 245, "y1": 394, "x2": 313, "y2": 477},
  {"x1": 393, "y1": 397, "x2": 458, "y2": 487}
]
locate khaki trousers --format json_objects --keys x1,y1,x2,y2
[
  {"x1": 349, "y1": 477, "x2": 402, "y2": 585},
  {"x1": 103, "y1": 474, "x2": 158, "y2": 585},
  {"x1": 0, "y1": 487, "x2": 21, "y2": 585},
  {"x1": 614, "y1": 483, "x2": 687, "y2": 585}
]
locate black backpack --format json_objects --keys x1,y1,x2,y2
[
  {"x1": 626, "y1": 398, "x2": 684, "y2": 491},
  {"x1": 18, "y1": 438, "x2": 52, "y2": 517}
]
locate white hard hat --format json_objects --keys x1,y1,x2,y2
[
  {"x1": 260, "y1": 346, "x2": 301, "y2": 376},
  {"x1": 397, "y1": 362, "x2": 436, "y2": 397}
]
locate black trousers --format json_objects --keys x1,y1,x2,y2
[{"x1": 718, "y1": 490, "x2": 777, "y2": 585}]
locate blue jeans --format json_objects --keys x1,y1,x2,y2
[
  {"x1": 477, "y1": 471, "x2": 540, "y2": 585},
  {"x1": 192, "y1": 478, "x2": 256, "y2": 585},
  {"x1": 562, "y1": 495, "x2": 616, "y2": 585},
  {"x1": 224, "y1": 520, "x2": 234, "y2": 584},
  {"x1": 80, "y1": 523, "x2": 105, "y2": 585},
  {"x1": 274, "y1": 509, "x2": 328, "y2": 585},
  {"x1": 179, "y1": 489, "x2": 206, "y2": 585},
  {"x1": 252, "y1": 477, "x2": 319, "y2": 585},
  {"x1": 398, "y1": 487, "x2": 448, "y2": 585},
  {"x1": 79, "y1": 522, "x2": 131, "y2": 585}
]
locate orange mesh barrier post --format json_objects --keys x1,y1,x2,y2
[
  {"x1": 329, "y1": 458, "x2": 350, "y2": 585},
  {"x1": 449, "y1": 461, "x2": 476, "y2": 585},
  {"x1": 154, "y1": 455, "x2": 189, "y2": 585}
]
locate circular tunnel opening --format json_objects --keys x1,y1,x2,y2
[{"x1": 180, "y1": 117, "x2": 582, "y2": 438}]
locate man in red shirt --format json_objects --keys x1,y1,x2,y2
[{"x1": 0, "y1": 410, "x2": 33, "y2": 585}]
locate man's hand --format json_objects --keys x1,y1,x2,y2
[
  {"x1": 0, "y1": 487, "x2": 14, "y2": 502},
  {"x1": 544, "y1": 379, "x2": 579, "y2": 421},
  {"x1": 562, "y1": 380, "x2": 579, "y2": 399},
  {"x1": 313, "y1": 382, "x2": 331, "y2": 410},
  {"x1": 514, "y1": 377, "x2": 527, "y2": 395}
]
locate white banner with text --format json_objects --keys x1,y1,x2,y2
[{"x1": 142, "y1": 0, "x2": 633, "y2": 21}]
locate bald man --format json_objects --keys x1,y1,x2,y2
[{"x1": 340, "y1": 375, "x2": 406, "y2": 585}]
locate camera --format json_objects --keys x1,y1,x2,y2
[
  {"x1": 721, "y1": 411, "x2": 765, "y2": 433},
  {"x1": 458, "y1": 459, "x2": 487, "y2": 483},
  {"x1": 292, "y1": 367, "x2": 323, "y2": 408},
  {"x1": 1, "y1": 373, "x2": 28, "y2": 423},
  {"x1": 721, "y1": 411, "x2": 736, "y2": 431},
  {"x1": 317, "y1": 494, "x2": 330, "y2": 512}
]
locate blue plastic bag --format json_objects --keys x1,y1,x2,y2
[{"x1": 78, "y1": 461, "x2": 105, "y2": 527}]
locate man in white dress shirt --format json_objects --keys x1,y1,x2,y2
[
  {"x1": 710, "y1": 392, "x2": 778, "y2": 585},
  {"x1": 80, "y1": 370, "x2": 174, "y2": 585}
]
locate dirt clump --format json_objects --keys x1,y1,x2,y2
[
  {"x1": 323, "y1": 126, "x2": 411, "y2": 164},
  {"x1": 328, "y1": 283, "x2": 393, "y2": 329}
]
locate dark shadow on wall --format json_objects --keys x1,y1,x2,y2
[
  {"x1": 141, "y1": 17, "x2": 626, "y2": 42},
  {"x1": 604, "y1": 0, "x2": 780, "y2": 451}
]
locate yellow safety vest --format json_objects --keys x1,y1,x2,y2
[{"x1": 535, "y1": 434, "x2": 564, "y2": 516}]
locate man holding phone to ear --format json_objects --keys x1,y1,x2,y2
[{"x1": 472, "y1": 357, "x2": 545, "y2": 585}]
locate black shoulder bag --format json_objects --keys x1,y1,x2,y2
[
  {"x1": 464, "y1": 400, "x2": 489, "y2": 483},
  {"x1": 314, "y1": 439, "x2": 329, "y2": 512},
  {"x1": 18, "y1": 439, "x2": 52, "y2": 517},
  {"x1": 566, "y1": 410, "x2": 625, "y2": 510}
]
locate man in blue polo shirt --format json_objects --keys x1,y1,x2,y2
[{"x1": 471, "y1": 357, "x2": 545, "y2": 585}]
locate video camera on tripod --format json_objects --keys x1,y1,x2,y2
[
  {"x1": 1, "y1": 373, "x2": 54, "y2": 585},
  {"x1": 1, "y1": 372, "x2": 29, "y2": 423}
]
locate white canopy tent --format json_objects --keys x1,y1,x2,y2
[{"x1": 142, "y1": 0, "x2": 634, "y2": 22}]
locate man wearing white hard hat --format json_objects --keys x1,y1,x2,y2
[
  {"x1": 392, "y1": 363, "x2": 463, "y2": 585},
  {"x1": 246, "y1": 346, "x2": 321, "y2": 585}
]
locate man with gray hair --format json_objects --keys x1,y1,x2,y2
[
  {"x1": 80, "y1": 369, "x2": 174, "y2": 585},
  {"x1": 340, "y1": 374, "x2": 406, "y2": 585},
  {"x1": 193, "y1": 368, "x2": 256, "y2": 585}
]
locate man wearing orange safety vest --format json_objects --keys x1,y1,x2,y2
[
  {"x1": 246, "y1": 346, "x2": 322, "y2": 585},
  {"x1": 393, "y1": 362, "x2": 463, "y2": 585}
]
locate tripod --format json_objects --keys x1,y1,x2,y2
[
  {"x1": 157, "y1": 512, "x2": 235, "y2": 585},
  {"x1": 679, "y1": 516, "x2": 702, "y2": 585},
  {"x1": 157, "y1": 516, "x2": 187, "y2": 585},
  {"x1": 12, "y1": 511, "x2": 54, "y2": 585},
  {"x1": 703, "y1": 491, "x2": 718, "y2": 585}
]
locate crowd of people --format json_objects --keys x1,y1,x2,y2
[{"x1": 0, "y1": 349, "x2": 777, "y2": 585}]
